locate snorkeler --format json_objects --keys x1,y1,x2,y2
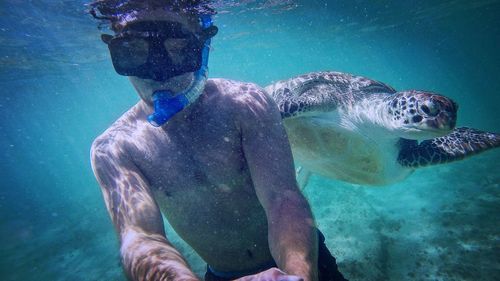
[{"x1": 89, "y1": 1, "x2": 347, "y2": 281}]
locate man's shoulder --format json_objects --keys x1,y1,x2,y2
[
  {"x1": 205, "y1": 78, "x2": 281, "y2": 126},
  {"x1": 91, "y1": 102, "x2": 148, "y2": 159},
  {"x1": 208, "y1": 78, "x2": 263, "y2": 92},
  {"x1": 206, "y1": 78, "x2": 274, "y2": 109}
]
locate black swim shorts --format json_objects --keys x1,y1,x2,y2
[{"x1": 204, "y1": 229, "x2": 348, "y2": 281}]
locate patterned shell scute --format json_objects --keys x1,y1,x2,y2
[{"x1": 270, "y1": 71, "x2": 396, "y2": 119}]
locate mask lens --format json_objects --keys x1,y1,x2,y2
[
  {"x1": 163, "y1": 38, "x2": 189, "y2": 52},
  {"x1": 163, "y1": 38, "x2": 191, "y2": 64},
  {"x1": 104, "y1": 20, "x2": 212, "y2": 79},
  {"x1": 111, "y1": 38, "x2": 150, "y2": 69}
]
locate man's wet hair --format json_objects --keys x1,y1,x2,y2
[{"x1": 89, "y1": 0, "x2": 215, "y2": 30}]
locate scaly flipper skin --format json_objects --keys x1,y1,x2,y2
[
  {"x1": 296, "y1": 166, "x2": 312, "y2": 190},
  {"x1": 398, "y1": 127, "x2": 500, "y2": 168}
]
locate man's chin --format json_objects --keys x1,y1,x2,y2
[{"x1": 130, "y1": 72, "x2": 195, "y2": 99}]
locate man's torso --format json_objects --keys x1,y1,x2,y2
[{"x1": 102, "y1": 79, "x2": 274, "y2": 272}]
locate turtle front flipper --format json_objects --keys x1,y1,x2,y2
[{"x1": 398, "y1": 127, "x2": 500, "y2": 168}]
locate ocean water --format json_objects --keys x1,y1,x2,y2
[{"x1": 0, "y1": 1, "x2": 499, "y2": 280}]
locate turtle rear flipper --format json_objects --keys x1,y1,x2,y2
[
  {"x1": 296, "y1": 166, "x2": 313, "y2": 190},
  {"x1": 398, "y1": 127, "x2": 500, "y2": 168}
]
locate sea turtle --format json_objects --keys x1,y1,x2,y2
[{"x1": 265, "y1": 71, "x2": 500, "y2": 186}]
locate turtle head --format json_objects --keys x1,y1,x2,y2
[{"x1": 386, "y1": 90, "x2": 458, "y2": 139}]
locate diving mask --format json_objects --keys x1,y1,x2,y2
[{"x1": 101, "y1": 20, "x2": 218, "y2": 81}]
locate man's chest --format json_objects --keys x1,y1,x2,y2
[{"x1": 132, "y1": 119, "x2": 250, "y2": 195}]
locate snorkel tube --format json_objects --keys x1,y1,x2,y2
[{"x1": 148, "y1": 14, "x2": 214, "y2": 127}]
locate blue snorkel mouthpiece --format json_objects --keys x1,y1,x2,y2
[
  {"x1": 147, "y1": 91, "x2": 189, "y2": 127},
  {"x1": 147, "y1": 14, "x2": 214, "y2": 127}
]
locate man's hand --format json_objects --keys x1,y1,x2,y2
[{"x1": 236, "y1": 268, "x2": 304, "y2": 281}]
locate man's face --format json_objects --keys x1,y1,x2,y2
[{"x1": 110, "y1": 10, "x2": 205, "y2": 103}]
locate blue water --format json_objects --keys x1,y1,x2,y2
[{"x1": 0, "y1": 1, "x2": 499, "y2": 280}]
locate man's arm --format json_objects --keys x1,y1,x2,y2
[
  {"x1": 238, "y1": 88, "x2": 319, "y2": 281},
  {"x1": 91, "y1": 137, "x2": 198, "y2": 281}
]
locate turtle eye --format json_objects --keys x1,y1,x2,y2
[
  {"x1": 419, "y1": 101, "x2": 439, "y2": 117},
  {"x1": 420, "y1": 104, "x2": 431, "y2": 114}
]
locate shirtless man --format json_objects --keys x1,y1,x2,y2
[{"x1": 89, "y1": 1, "x2": 347, "y2": 281}]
